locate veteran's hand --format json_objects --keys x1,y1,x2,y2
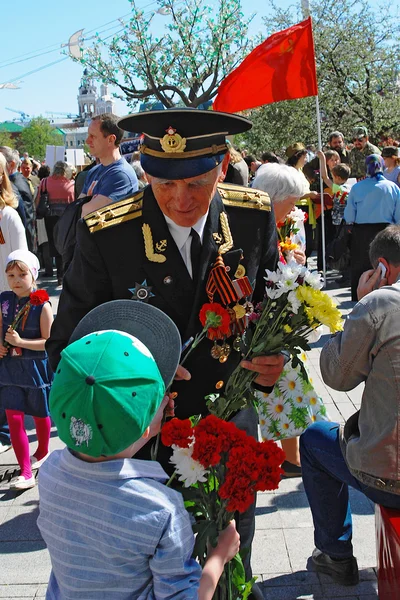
[
  {"x1": 241, "y1": 353, "x2": 285, "y2": 387},
  {"x1": 357, "y1": 267, "x2": 387, "y2": 301},
  {"x1": 174, "y1": 364, "x2": 191, "y2": 381}
]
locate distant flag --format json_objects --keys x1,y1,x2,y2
[{"x1": 213, "y1": 17, "x2": 318, "y2": 113}]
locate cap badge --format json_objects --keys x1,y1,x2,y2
[
  {"x1": 70, "y1": 417, "x2": 93, "y2": 448},
  {"x1": 160, "y1": 126, "x2": 187, "y2": 153}
]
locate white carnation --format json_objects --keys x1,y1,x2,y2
[{"x1": 169, "y1": 445, "x2": 208, "y2": 487}]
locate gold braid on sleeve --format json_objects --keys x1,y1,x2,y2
[
  {"x1": 218, "y1": 212, "x2": 234, "y2": 255},
  {"x1": 142, "y1": 223, "x2": 167, "y2": 263}
]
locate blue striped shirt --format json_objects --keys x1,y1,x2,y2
[
  {"x1": 38, "y1": 448, "x2": 201, "y2": 599},
  {"x1": 344, "y1": 177, "x2": 400, "y2": 224}
]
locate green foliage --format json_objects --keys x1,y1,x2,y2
[
  {"x1": 76, "y1": 0, "x2": 255, "y2": 108},
  {"x1": 0, "y1": 132, "x2": 15, "y2": 149},
  {"x1": 18, "y1": 117, "x2": 64, "y2": 160},
  {"x1": 241, "y1": 0, "x2": 400, "y2": 154}
]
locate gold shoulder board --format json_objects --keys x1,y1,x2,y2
[
  {"x1": 84, "y1": 191, "x2": 144, "y2": 234},
  {"x1": 218, "y1": 182, "x2": 271, "y2": 212}
]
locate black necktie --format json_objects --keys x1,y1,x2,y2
[{"x1": 190, "y1": 228, "x2": 202, "y2": 281}]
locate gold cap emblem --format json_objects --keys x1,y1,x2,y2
[{"x1": 160, "y1": 126, "x2": 187, "y2": 153}]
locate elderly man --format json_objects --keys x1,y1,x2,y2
[
  {"x1": 349, "y1": 126, "x2": 381, "y2": 180},
  {"x1": 47, "y1": 109, "x2": 283, "y2": 600},
  {"x1": 20, "y1": 157, "x2": 40, "y2": 192},
  {"x1": 328, "y1": 131, "x2": 350, "y2": 164},
  {"x1": 300, "y1": 225, "x2": 400, "y2": 586},
  {"x1": 0, "y1": 146, "x2": 35, "y2": 251},
  {"x1": 79, "y1": 113, "x2": 138, "y2": 216}
]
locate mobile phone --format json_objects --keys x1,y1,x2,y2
[{"x1": 378, "y1": 261, "x2": 387, "y2": 279}]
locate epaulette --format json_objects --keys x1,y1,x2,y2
[
  {"x1": 217, "y1": 182, "x2": 271, "y2": 211},
  {"x1": 84, "y1": 191, "x2": 143, "y2": 234}
]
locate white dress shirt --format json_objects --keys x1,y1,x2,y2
[{"x1": 164, "y1": 212, "x2": 208, "y2": 278}]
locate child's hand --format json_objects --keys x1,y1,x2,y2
[
  {"x1": 5, "y1": 327, "x2": 22, "y2": 347},
  {"x1": 0, "y1": 344, "x2": 8, "y2": 358},
  {"x1": 209, "y1": 520, "x2": 240, "y2": 564},
  {"x1": 317, "y1": 150, "x2": 325, "y2": 162}
]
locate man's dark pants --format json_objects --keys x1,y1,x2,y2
[{"x1": 300, "y1": 422, "x2": 400, "y2": 558}]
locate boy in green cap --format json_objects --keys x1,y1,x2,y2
[{"x1": 37, "y1": 300, "x2": 239, "y2": 600}]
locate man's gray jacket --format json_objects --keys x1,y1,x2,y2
[{"x1": 320, "y1": 277, "x2": 400, "y2": 493}]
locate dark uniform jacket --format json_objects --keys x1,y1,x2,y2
[{"x1": 47, "y1": 183, "x2": 278, "y2": 457}]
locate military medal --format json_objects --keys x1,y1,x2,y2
[
  {"x1": 233, "y1": 304, "x2": 246, "y2": 319},
  {"x1": 129, "y1": 281, "x2": 155, "y2": 302},
  {"x1": 219, "y1": 342, "x2": 231, "y2": 363},
  {"x1": 211, "y1": 341, "x2": 223, "y2": 360},
  {"x1": 235, "y1": 264, "x2": 246, "y2": 278}
]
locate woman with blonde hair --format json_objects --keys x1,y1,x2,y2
[{"x1": 0, "y1": 154, "x2": 27, "y2": 291}]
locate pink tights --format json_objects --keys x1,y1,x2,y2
[{"x1": 6, "y1": 409, "x2": 51, "y2": 479}]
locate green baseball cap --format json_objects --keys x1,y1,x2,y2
[{"x1": 50, "y1": 301, "x2": 182, "y2": 457}]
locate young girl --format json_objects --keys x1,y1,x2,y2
[{"x1": 0, "y1": 249, "x2": 53, "y2": 490}]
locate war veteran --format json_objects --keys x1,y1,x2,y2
[{"x1": 47, "y1": 109, "x2": 283, "y2": 599}]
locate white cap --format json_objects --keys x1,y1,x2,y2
[{"x1": 6, "y1": 249, "x2": 40, "y2": 280}]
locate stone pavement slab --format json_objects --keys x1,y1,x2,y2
[{"x1": 0, "y1": 269, "x2": 379, "y2": 598}]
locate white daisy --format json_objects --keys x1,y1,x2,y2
[
  {"x1": 278, "y1": 373, "x2": 303, "y2": 398},
  {"x1": 268, "y1": 395, "x2": 290, "y2": 420},
  {"x1": 276, "y1": 417, "x2": 299, "y2": 438}
]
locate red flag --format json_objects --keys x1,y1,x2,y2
[{"x1": 213, "y1": 17, "x2": 318, "y2": 113}]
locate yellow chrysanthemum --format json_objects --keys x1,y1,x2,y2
[
  {"x1": 296, "y1": 285, "x2": 343, "y2": 333},
  {"x1": 279, "y1": 237, "x2": 298, "y2": 253},
  {"x1": 283, "y1": 324, "x2": 293, "y2": 333}
]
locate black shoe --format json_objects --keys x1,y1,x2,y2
[
  {"x1": 248, "y1": 582, "x2": 264, "y2": 599},
  {"x1": 312, "y1": 548, "x2": 359, "y2": 586},
  {"x1": 282, "y1": 460, "x2": 302, "y2": 478}
]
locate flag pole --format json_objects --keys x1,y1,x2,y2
[{"x1": 315, "y1": 95, "x2": 326, "y2": 287}]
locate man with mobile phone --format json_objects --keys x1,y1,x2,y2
[{"x1": 299, "y1": 225, "x2": 400, "y2": 587}]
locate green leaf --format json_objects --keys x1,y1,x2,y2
[{"x1": 192, "y1": 520, "x2": 218, "y2": 560}]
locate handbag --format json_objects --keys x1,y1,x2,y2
[
  {"x1": 36, "y1": 178, "x2": 51, "y2": 219},
  {"x1": 326, "y1": 219, "x2": 351, "y2": 271}
]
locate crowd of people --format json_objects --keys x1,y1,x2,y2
[{"x1": 0, "y1": 109, "x2": 399, "y2": 599}]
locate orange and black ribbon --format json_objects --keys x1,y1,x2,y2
[
  {"x1": 0, "y1": 228, "x2": 5, "y2": 245},
  {"x1": 206, "y1": 255, "x2": 238, "y2": 306}
]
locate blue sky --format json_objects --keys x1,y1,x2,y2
[{"x1": 0, "y1": 0, "x2": 380, "y2": 124}]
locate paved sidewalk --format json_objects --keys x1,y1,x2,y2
[{"x1": 0, "y1": 269, "x2": 378, "y2": 599}]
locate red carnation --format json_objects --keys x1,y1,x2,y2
[
  {"x1": 29, "y1": 290, "x2": 50, "y2": 305},
  {"x1": 192, "y1": 431, "x2": 222, "y2": 468},
  {"x1": 199, "y1": 302, "x2": 231, "y2": 340},
  {"x1": 161, "y1": 418, "x2": 193, "y2": 448}
]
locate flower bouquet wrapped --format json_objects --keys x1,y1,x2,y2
[
  {"x1": 206, "y1": 261, "x2": 343, "y2": 421},
  {"x1": 277, "y1": 206, "x2": 307, "y2": 262},
  {"x1": 162, "y1": 414, "x2": 285, "y2": 599}
]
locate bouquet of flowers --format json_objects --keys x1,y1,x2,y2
[
  {"x1": 162, "y1": 414, "x2": 285, "y2": 600},
  {"x1": 277, "y1": 207, "x2": 307, "y2": 262},
  {"x1": 205, "y1": 261, "x2": 342, "y2": 421},
  {"x1": 3, "y1": 290, "x2": 50, "y2": 350}
]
